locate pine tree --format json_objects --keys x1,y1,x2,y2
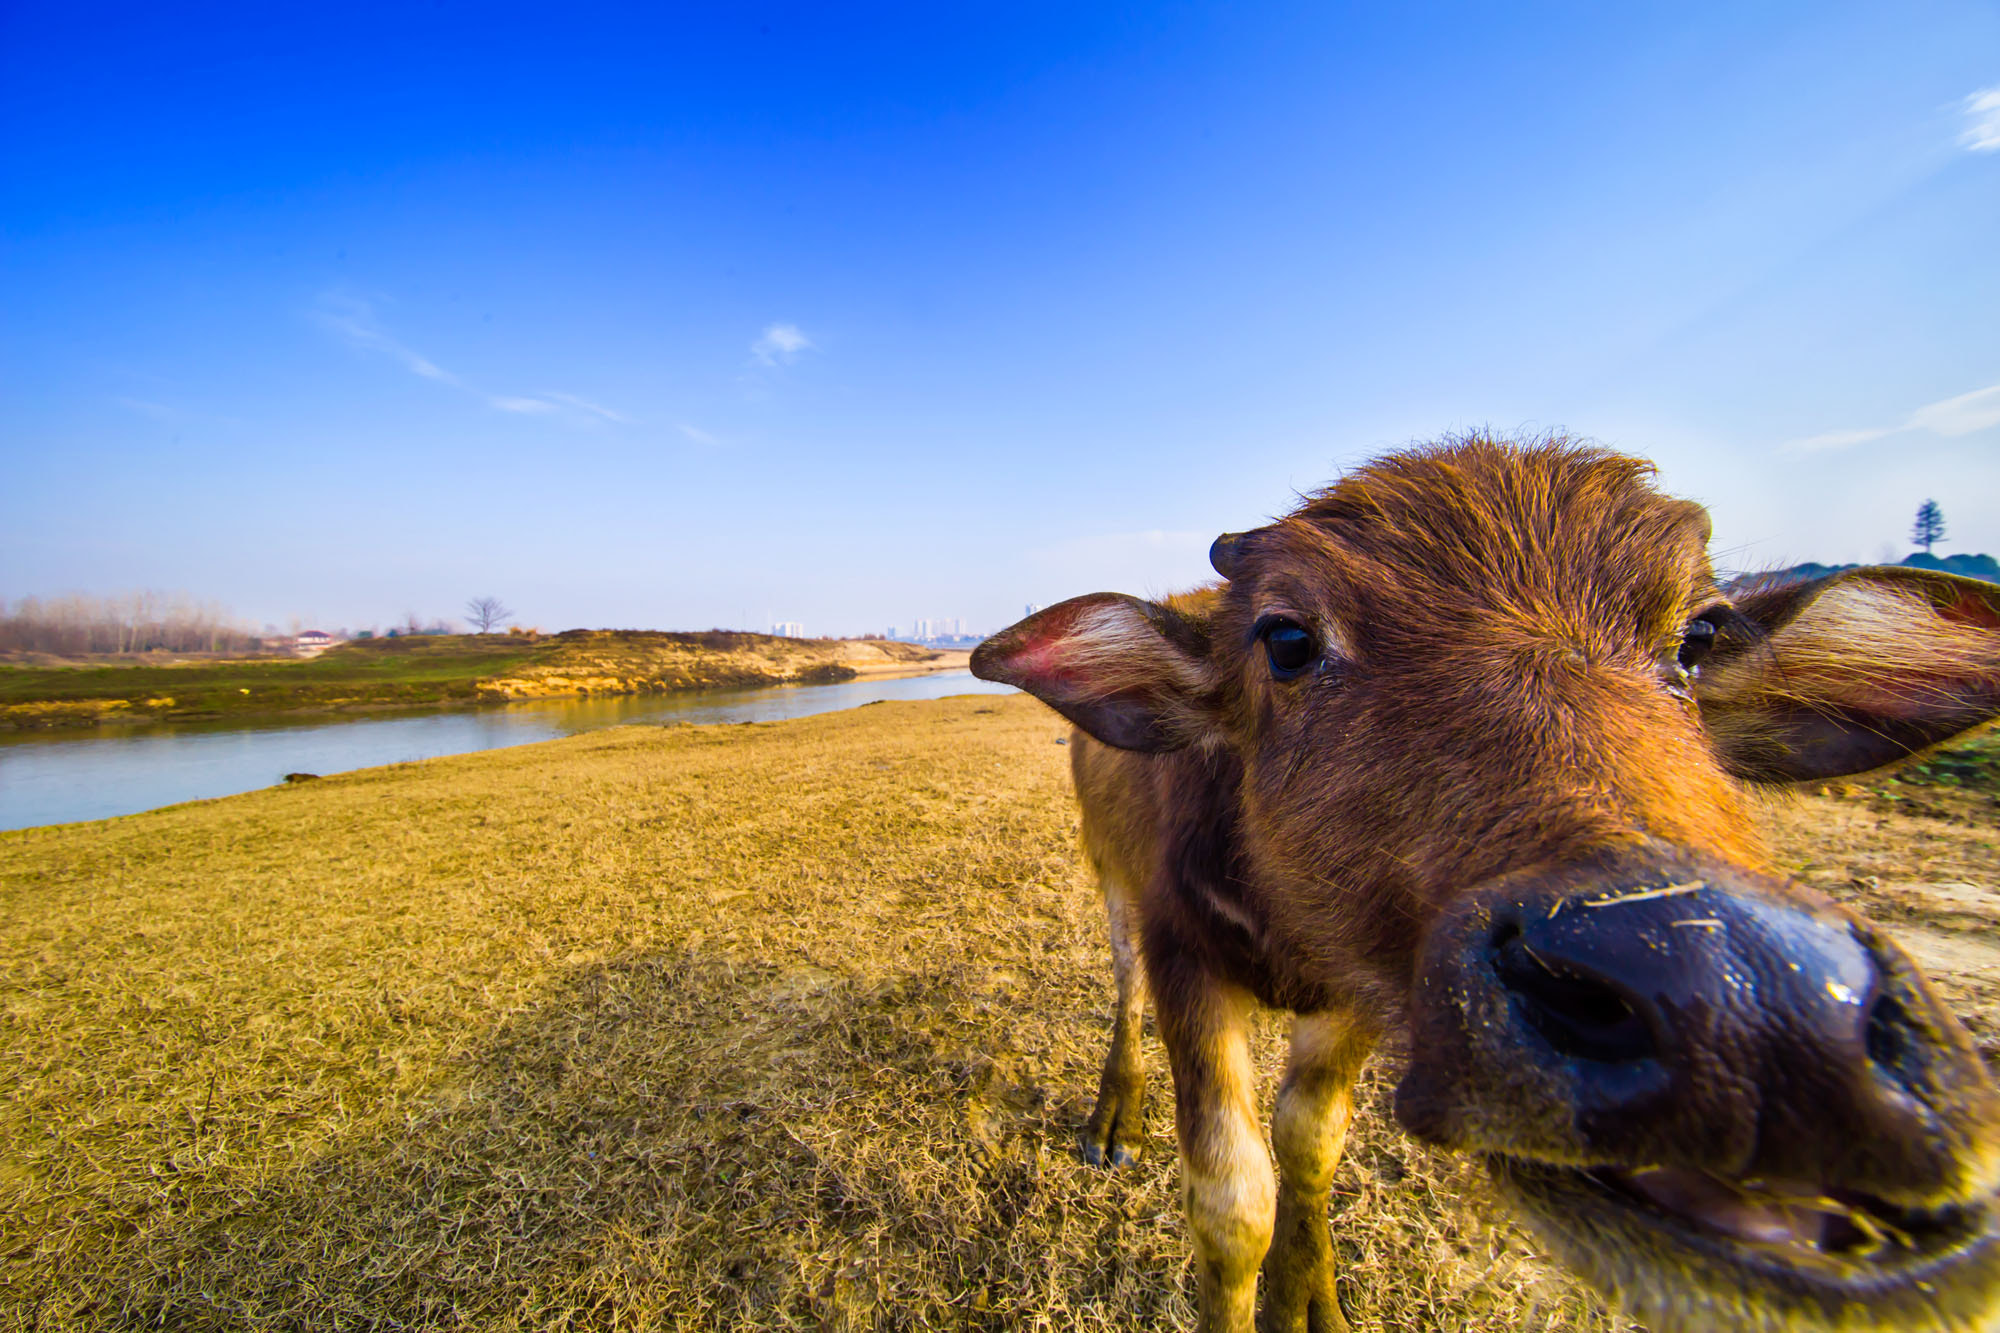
[{"x1": 1912, "y1": 499, "x2": 1946, "y2": 555}]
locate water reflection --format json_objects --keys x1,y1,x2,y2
[{"x1": 0, "y1": 671, "x2": 1016, "y2": 831}]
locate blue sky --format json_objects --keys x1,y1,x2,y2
[{"x1": 4, "y1": 3, "x2": 1997, "y2": 636}]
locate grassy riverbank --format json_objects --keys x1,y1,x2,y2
[
  {"x1": 3, "y1": 696, "x2": 1994, "y2": 1331},
  {"x1": 0, "y1": 631, "x2": 965, "y2": 731}
]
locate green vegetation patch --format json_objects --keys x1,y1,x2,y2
[
  {"x1": 0, "y1": 630, "x2": 902, "y2": 729},
  {"x1": 0, "y1": 635, "x2": 543, "y2": 721},
  {"x1": 1890, "y1": 728, "x2": 2000, "y2": 795}
]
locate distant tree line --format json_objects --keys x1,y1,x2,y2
[{"x1": 0, "y1": 591, "x2": 261, "y2": 655}]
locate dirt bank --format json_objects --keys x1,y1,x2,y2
[{"x1": 476, "y1": 632, "x2": 966, "y2": 699}]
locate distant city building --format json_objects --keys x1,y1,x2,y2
[
  {"x1": 881, "y1": 617, "x2": 985, "y2": 645},
  {"x1": 771, "y1": 621, "x2": 805, "y2": 639}
]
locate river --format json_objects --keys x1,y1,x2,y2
[{"x1": 0, "y1": 670, "x2": 1017, "y2": 832}]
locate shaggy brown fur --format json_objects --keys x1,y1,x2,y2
[{"x1": 972, "y1": 434, "x2": 2000, "y2": 1333}]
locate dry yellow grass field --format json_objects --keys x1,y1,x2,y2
[{"x1": 3, "y1": 695, "x2": 1995, "y2": 1331}]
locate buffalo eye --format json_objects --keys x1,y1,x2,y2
[
  {"x1": 1677, "y1": 616, "x2": 1719, "y2": 671},
  {"x1": 1256, "y1": 616, "x2": 1319, "y2": 679}
]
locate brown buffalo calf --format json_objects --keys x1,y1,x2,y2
[{"x1": 971, "y1": 436, "x2": 2000, "y2": 1333}]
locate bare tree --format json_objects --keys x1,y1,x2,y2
[
  {"x1": 1912, "y1": 499, "x2": 1946, "y2": 555},
  {"x1": 0, "y1": 590, "x2": 258, "y2": 655},
  {"x1": 464, "y1": 596, "x2": 514, "y2": 634}
]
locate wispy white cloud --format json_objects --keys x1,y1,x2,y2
[
  {"x1": 541, "y1": 391, "x2": 632, "y2": 423},
  {"x1": 314, "y1": 295, "x2": 465, "y2": 387},
  {"x1": 751, "y1": 322, "x2": 813, "y2": 366},
  {"x1": 677, "y1": 422, "x2": 722, "y2": 447},
  {"x1": 1786, "y1": 381, "x2": 2000, "y2": 453},
  {"x1": 1907, "y1": 383, "x2": 2000, "y2": 436},
  {"x1": 314, "y1": 292, "x2": 630, "y2": 425},
  {"x1": 1788, "y1": 426, "x2": 1894, "y2": 453},
  {"x1": 1962, "y1": 86, "x2": 2000, "y2": 153}
]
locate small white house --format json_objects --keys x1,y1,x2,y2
[{"x1": 295, "y1": 630, "x2": 336, "y2": 657}]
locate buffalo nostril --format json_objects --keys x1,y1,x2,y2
[
  {"x1": 1866, "y1": 990, "x2": 1925, "y2": 1092},
  {"x1": 1492, "y1": 925, "x2": 1658, "y2": 1064}
]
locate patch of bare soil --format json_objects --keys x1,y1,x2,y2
[
  {"x1": 1762, "y1": 742, "x2": 2000, "y2": 1065},
  {"x1": 837, "y1": 642, "x2": 971, "y2": 677}
]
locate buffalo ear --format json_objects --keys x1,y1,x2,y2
[
  {"x1": 1698, "y1": 566, "x2": 2000, "y2": 782},
  {"x1": 969, "y1": 593, "x2": 1218, "y2": 752}
]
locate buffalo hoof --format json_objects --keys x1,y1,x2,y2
[{"x1": 1079, "y1": 1083, "x2": 1144, "y2": 1168}]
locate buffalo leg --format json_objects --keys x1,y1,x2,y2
[
  {"x1": 1157, "y1": 970, "x2": 1275, "y2": 1333},
  {"x1": 1259, "y1": 1011, "x2": 1375, "y2": 1333},
  {"x1": 1081, "y1": 869, "x2": 1147, "y2": 1166}
]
